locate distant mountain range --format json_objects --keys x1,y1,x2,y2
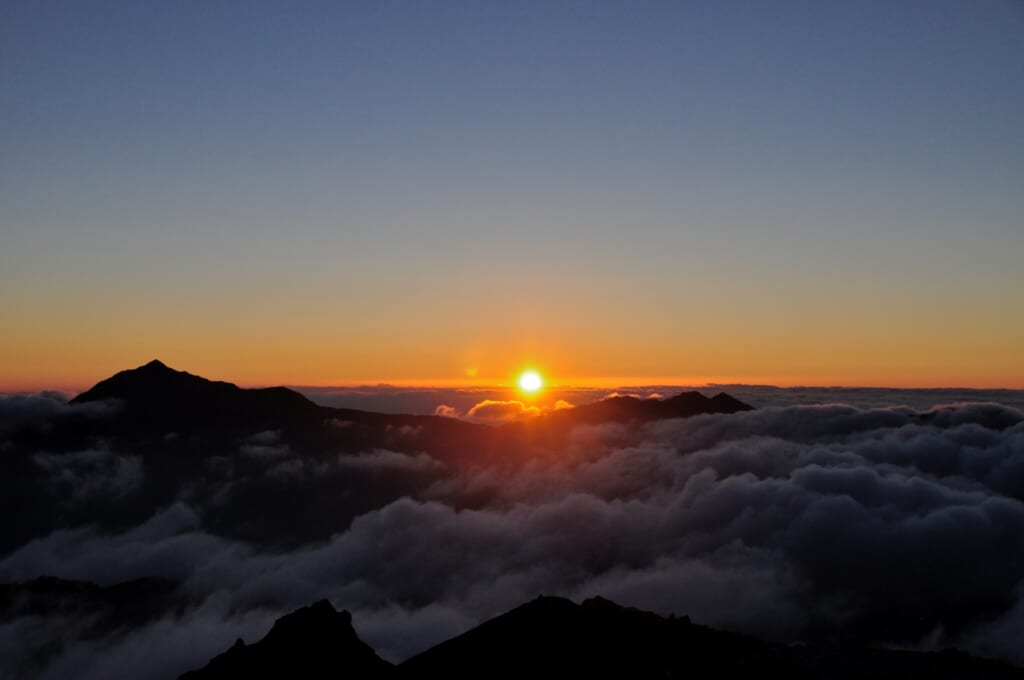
[
  {"x1": 1, "y1": 360, "x2": 753, "y2": 555},
  {"x1": 69, "y1": 359, "x2": 753, "y2": 432},
  {"x1": 178, "y1": 595, "x2": 1024, "y2": 679}
]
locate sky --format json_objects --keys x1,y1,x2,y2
[{"x1": 2, "y1": 1, "x2": 1022, "y2": 390}]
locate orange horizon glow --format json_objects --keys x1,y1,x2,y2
[
  {"x1": 4, "y1": 259, "x2": 1022, "y2": 395},
  {"x1": 206, "y1": 377, "x2": 1024, "y2": 391},
  {"x1": 4, "y1": 366, "x2": 1023, "y2": 395}
]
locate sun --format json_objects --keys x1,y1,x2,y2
[{"x1": 518, "y1": 370, "x2": 544, "y2": 394}]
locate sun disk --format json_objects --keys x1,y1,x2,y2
[{"x1": 518, "y1": 370, "x2": 544, "y2": 394}]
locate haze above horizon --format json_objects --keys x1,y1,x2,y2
[{"x1": 2, "y1": 2, "x2": 1022, "y2": 391}]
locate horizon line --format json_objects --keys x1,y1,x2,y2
[
  {"x1": 3, "y1": 359, "x2": 1023, "y2": 394},
  {"x1": 5, "y1": 375, "x2": 1024, "y2": 395}
]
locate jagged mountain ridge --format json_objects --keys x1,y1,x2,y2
[
  {"x1": 179, "y1": 600, "x2": 394, "y2": 679},
  {"x1": 180, "y1": 595, "x2": 1024, "y2": 679},
  {"x1": 6, "y1": 579, "x2": 1020, "y2": 679}
]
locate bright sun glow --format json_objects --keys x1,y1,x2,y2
[{"x1": 518, "y1": 370, "x2": 544, "y2": 394}]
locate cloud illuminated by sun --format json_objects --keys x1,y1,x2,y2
[{"x1": 517, "y1": 370, "x2": 543, "y2": 394}]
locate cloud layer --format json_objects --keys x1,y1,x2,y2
[{"x1": 2, "y1": 398, "x2": 1024, "y2": 677}]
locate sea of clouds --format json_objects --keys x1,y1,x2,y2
[{"x1": 1, "y1": 389, "x2": 1023, "y2": 678}]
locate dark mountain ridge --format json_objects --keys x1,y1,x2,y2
[
  {"x1": 179, "y1": 595, "x2": 1024, "y2": 679},
  {"x1": 180, "y1": 600, "x2": 394, "y2": 679},
  {"x1": 70, "y1": 360, "x2": 323, "y2": 431},
  {"x1": 68, "y1": 359, "x2": 753, "y2": 433},
  {"x1": 546, "y1": 388, "x2": 753, "y2": 427}
]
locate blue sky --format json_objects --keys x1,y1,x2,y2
[{"x1": 2, "y1": 1, "x2": 1022, "y2": 388}]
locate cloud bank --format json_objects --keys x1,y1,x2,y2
[
  {"x1": 2, "y1": 399, "x2": 1024, "y2": 677},
  {"x1": 464, "y1": 399, "x2": 541, "y2": 423}
]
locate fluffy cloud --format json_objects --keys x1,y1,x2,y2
[
  {"x1": 0, "y1": 393, "x2": 117, "y2": 437},
  {"x1": 461, "y1": 398, "x2": 577, "y2": 423},
  {"x1": 33, "y1": 448, "x2": 143, "y2": 502},
  {"x1": 3, "y1": 401, "x2": 1024, "y2": 677},
  {"x1": 334, "y1": 450, "x2": 445, "y2": 473},
  {"x1": 464, "y1": 400, "x2": 541, "y2": 423},
  {"x1": 239, "y1": 430, "x2": 290, "y2": 460}
]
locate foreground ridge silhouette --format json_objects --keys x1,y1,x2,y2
[
  {"x1": 180, "y1": 596, "x2": 1024, "y2": 680},
  {"x1": 179, "y1": 600, "x2": 394, "y2": 679}
]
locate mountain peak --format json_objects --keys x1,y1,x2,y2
[
  {"x1": 179, "y1": 599, "x2": 393, "y2": 679},
  {"x1": 265, "y1": 600, "x2": 351, "y2": 642},
  {"x1": 710, "y1": 392, "x2": 755, "y2": 412},
  {"x1": 141, "y1": 359, "x2": 171, "y2": 370},
  {"x1": 69, "y1": 361, "x2": 321, "y2": 430},
  {"x1": 70, "y1": 360, "x2": 223, "y2": 405}
]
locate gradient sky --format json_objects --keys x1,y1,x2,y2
[{"x1": 2, "y1": 1, "x2": 1022, "y2": 390}]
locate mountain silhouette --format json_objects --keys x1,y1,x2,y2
[
  {"x1": 70, "y1": 360, "x2": 322, "y2": 431},
  {"x1": 67, "y1": 359, "x2": 753, "y2": 435},
  {"x1": 400, "y1": 595, "x2": 800, "y2": 678},
  {"x1": 547, "y1": 389, "x2": 753, "y2": 427},
  {"x1": 181, "y1": 595, "x2": 1024, "y2": 679},
  {"x1": 179, "y1": 600, "x2": 394, "y2": 679},
  {"x1": 0, "y1": 361, "x2": 754, "y2": 552}
]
